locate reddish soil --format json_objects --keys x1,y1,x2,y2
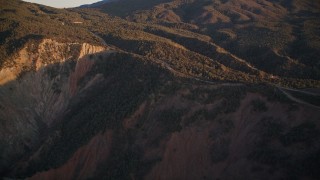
[
  {"x1": 30, "y1": 131, "x2": 113, "y2": 180},
  {"x1": 145, "y1": 126, "x2": 212, "y2": 180},
  {"x1": 69, "y1": 57, "x2": 95, "y2": 96}
]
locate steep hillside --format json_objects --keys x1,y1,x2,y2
[
  {"x1": 0, "y1": 0, "x2": 320, "y2": 179},
  {"x1": 1, "y1": 0, "x2": 320, "y2": 87},
  {"x1": 93, "y1": 0, "x2": 320, "y2": 80}
]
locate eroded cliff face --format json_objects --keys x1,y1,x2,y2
[
  {"x1": 0, "y1": 39, "x2": 107, "y2": 173},
  {"x1": 0, "y1": 39, "x2": 105, "y2": 85}
]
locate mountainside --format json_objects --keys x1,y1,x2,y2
[
  {"x1": 95, "y1": 0, "x2": 320, "y2": 80},
  {"x1": 0, "y1": 0, "x2": 320, "y2": 179}
]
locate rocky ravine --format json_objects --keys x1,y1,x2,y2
[{"x1": 0, "y1": 39, "x2": 108, "y2": 173}]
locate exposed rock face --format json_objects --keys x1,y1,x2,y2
[
  {"x1": 0, "y1": 39, "x2": 106, "y2": 173},
  {"x1": 79, "y1": 43, "x2": 105, "y2": 59},
  {"x1": 0, "y1": 39, "x2": 105, "y2": 85}
]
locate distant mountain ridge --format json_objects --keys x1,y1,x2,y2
[{"x1": 80, "y1": 0, "x2": 117, "y2": 7}]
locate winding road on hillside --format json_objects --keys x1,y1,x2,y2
[
  {"x1": 92, "y1": 31, "x2": 320, "y2": 109},
  {"x1": 280, "y1": 86, "x2": 320, "y2": 96},
  {"x1": 276, "y1": 86, "x2": 320, "y2": 109}
]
